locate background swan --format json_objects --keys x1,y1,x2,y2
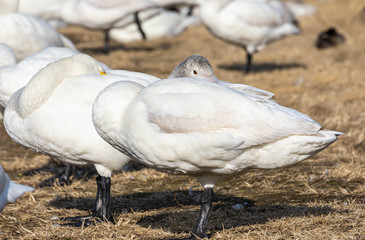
[
  {"x1": 17, "y1": 0, "x2": 65, "y2": 24},
  {"x1": 92, "y1": 61, "x2": 342, "y2": 238},
  {"x1": 109, "y1": 7, "x2": 199, "y2": 43},
  {"x1": 197, "y1": 0, "x2": 300, "y2": 73},
  {"x1": 60, "y1": 0, "x2": 161, "y2": 52},
  {"x1": 0, "y1": 0, "x2": 18, "y2": 15},
  {"x1": 0, "y1": 165, "x2": 34, "y2": 212},
  {"x1": 3, "y1": 54, "x2": 160, "y2": 225},
  {"x1": 0, "y1": 13, "x2": 76, "y2": 60}
]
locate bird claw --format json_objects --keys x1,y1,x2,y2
[{"x1": 60, "y1": 215, "x2": 106, "y2": 227}]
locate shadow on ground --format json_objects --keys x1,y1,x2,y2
[
  {"x1": 49, "y1": 190, "x2": 338, "y2": 238},
  {"x1": 49, "y1": 190, "x2": 254, "y2": 213},
  {"x1": 79, "y1": 42, "x2": 172, "y2": 54},
  {"x1": 141, "y1": 203, "x2": 335, "y2": 238},
  {"x1": 219, "y1": 62, "x2": 306, "y2": 73},
  {"x1": 22, "y1": 161, "x2": 146, "y2": 187}
]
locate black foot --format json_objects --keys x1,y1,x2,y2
[
  {"x1": 61, "y1": 214, "x2": 112, "y2": 227},
  {"x1": 164, "y1": 234, "x2": 211, "y2": 240},
  {"x1": 164, "y1": 237, "x2": 198, "y2": 240},
  {"x1": 190, "y1": 232, "x2": 208, "y2": 239},
  {"x1": 38, "y1": 164, "x2": 74, "y2": 187},
  {"x1": 123, "y1": 161, "x2": 146, "y2": 172},
  {"x1": 38, "y1": 164, "x2": 93, "y2": 188}
]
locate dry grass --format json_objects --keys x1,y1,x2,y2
[{"x1": 1, "y1": 0, "x2": 365, "y2": 239}]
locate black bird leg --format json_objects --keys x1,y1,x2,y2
[
  {"x1": 38, "y1": 163, "x2": 75, "y2": 187},
  {"x1": 93, "y1": 175, "x2": 112, "y2": 221},
  {"x1": 245, "y1": 52, "x2": 252, "y2": 73},
  {"x1": 61, "y1": 175, "x2": 112, "y2": 227},
  {"x1": 187, "y1": 6, "x2": 194, "y2": 16},
  {"x1": 191, "y1": 188, "x2": 214, "y2": 239},
  {"x1": 134, "y1": 11, "x2": 147, "y2": 40},
  {"x1": 103, "y1": 29, "x2": 110, "y2": 54}
]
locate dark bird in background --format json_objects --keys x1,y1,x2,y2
[{"x1": 315, "y1": 27, "x2": 345, "y2": 49}]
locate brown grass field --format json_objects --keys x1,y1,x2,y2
[{"x1": 1, "y1": 0, "x2": 365, "y2": 239}]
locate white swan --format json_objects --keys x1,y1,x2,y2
[
  {"x1": 0, "y1": 13, "x2": 76, "y2": 60},
  {"x1": 60, "y1": 0, "x2": 160, "y2": 52},
  {"x1": 92, "y1": 57, "x2": 342, "y2": 238},
  {"x1": 3, "y1": 54, "x2": 159, "y2": 224},
  {"x1": 17, "y1": 0, "x2": 65, "y2": 22},
  {"x1": 197, "y1": 0, "x2": 300, "y2": 73},
  {"x1": 0, "y1": 165, "x2": 34, "y2": 212},
  {"x1": 0, "y1": 44, "x2": 151, "y2": 186},
  {"x1": 109, "y1": 7, "x2": 199, "y2": 43}
]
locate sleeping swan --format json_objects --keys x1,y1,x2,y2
[
  {"x1": 3, "y1": 54, "x2": 156, "y2": 225},
  {"x1": 92, "y1": 56, "x2": 342, "y2": 238}
]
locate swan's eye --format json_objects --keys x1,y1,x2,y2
[
  {"x1": 99, "y1": 71, "x2": 106, "y2": 75},
  {"x1": 193, "y1": 70, "x2": 197, "y2": 75}
]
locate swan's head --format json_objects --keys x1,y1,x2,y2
[
  {"x1": 168, "y1": 55, "x2": 218, "y2": 83},
  {"x1": 65, "y1": 54, "x2": 107, "y2": 76}
]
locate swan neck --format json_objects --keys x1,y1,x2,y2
[{"x1": 16, "y1": 55, "x2": 96, "y2": 118}]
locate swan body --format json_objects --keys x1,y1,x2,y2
[
  {"x1": 94, "y1": 77, "x2": 341, "y2": 184},
  {"x1": 0, "y1": 13, "x2": 76, "y2": 60},
  {"x1": 60, "y1": 0, "x2": 158, "y2": 29},
  {"x1": 17, "y1": 0, "x2": 65, "y2": 22},
  {"x1": 92, "y1": 55, "x2": 341, "y2": 237},
  {"x1": 4, "y1": 54, "x2": 159, "y2": 222},
  {"x1": 198, "y1": 0, "x2": 300, "y2": 72},
  {"x1": 109, "y1": 7, "x2": 199, "y2": 43},
  {"x1": 0, "y1": 165, "x2": 34, "y2": 212},
  {"x1": 4, "y1": 54, "x2": 129, "y2": 169}
]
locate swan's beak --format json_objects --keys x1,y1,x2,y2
[{"x1": 100, "y1": 71, "x2": 106, "y2": 75}]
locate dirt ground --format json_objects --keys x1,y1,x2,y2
[{"x1": 1, "y1": 0, "x2": 365, "y2": 239}]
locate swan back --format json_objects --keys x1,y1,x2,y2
[
  {"x1": 114, "y1": 78, "x2": 337, "y2": 176},
  {"x1": 0, "y1": 165, "x2": 34, "y2": 211},
  {"x1": 61, "y1": 0, "x2": 159, "y2": 29},
  {"x1": 16, "y1": 54, "x2": 106, "y2": 118},
  {"x1": 0, "y1": 13, "x2": 76, "y2": 60}
]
